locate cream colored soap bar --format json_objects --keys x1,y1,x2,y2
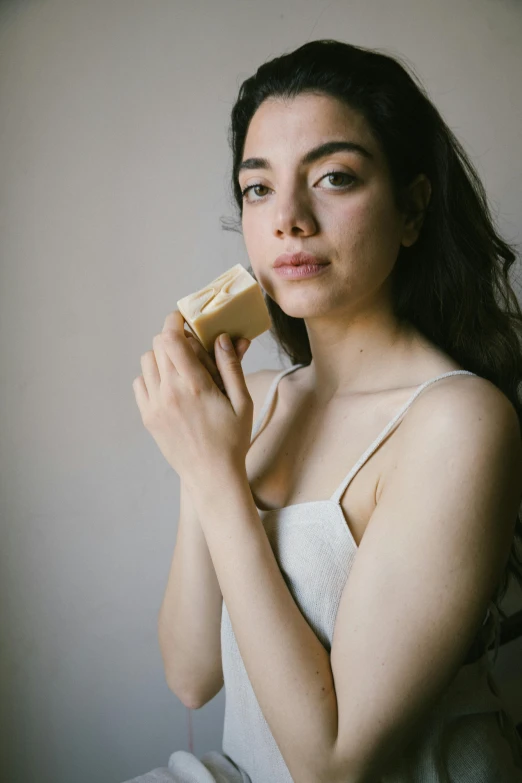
[{"x1": 177, "y1": 263, "x2": 272, "y2": 354}]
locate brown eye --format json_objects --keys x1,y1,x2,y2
[
  {"x1": 241, "y1": 183, "x2": 270, "y2": 201},
  {"x1": 321, "y1": 171, "x2": 356, "y2": 188}
]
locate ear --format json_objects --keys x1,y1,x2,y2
[{"x1": 400, "y1": 174, "x2": 432, "y2": 248}]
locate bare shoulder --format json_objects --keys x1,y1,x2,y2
[
  {"x1": 405, "y1": 373, "x2": 520, "y2": 435},
  {"x1": 384, "y1": 372, "x2": 522, "y2": 498},
  {"x1": 244, "y1": 369, "x2": 282, "y2": 422}
]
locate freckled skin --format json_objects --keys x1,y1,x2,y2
[
  {"x1": 238, "y1": 92, "x2": 433, "y2": 400},
  {"x1": 240, "y1": 94, "x2": 411, "y2": 319}
]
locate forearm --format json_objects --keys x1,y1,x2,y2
[
  {"x1": 158, "y1": 482, "x2": 223, "y2": 704},
  {"x1": 191, "y1": 465, "x2": 341, "y2": 783}
]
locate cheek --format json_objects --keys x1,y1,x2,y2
[
  {"x1": 241, "y1": 214, "x2": 262, "y2": 253},
  {"x1": 241, "y1": 219, "x2": 268, "y2": 286},
  {"x1": 334, "y1": 195, "x2": 400, "y2": 249}
]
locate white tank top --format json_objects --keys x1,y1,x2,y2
[{"x1": 218, "y1": 364, "x2": 521, "y2": 782}]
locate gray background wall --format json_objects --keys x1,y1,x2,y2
[{"x1": 1, "y1": 1, "x2": 521, "y2": 781}]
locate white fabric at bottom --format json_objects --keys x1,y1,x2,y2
[
  {"x1": 122, "y1": 767, "x2": 176, "y2": 783},
  {"x1": 122, "y1": 750, "x2": 251, "y2": 783}
]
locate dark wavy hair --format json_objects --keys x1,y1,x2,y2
[{"x1": 221, "y1": 40, "x2": 522, "y2": 636}]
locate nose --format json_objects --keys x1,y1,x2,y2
[{"x1": 272, "y1": 185, "x2": 318, "y2": 238}]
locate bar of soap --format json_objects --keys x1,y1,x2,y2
[{"x1": 177, "y1": 263, "x2": 272, "y2": 354}]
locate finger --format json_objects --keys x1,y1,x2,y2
[
  {"x1": 160, "y1": 310, "x2": 215, "y2": 385},
  {"x1": 152, "y1": 333, "x2": 179, "y2": 378},
  {"x1": 185, "y1": 334, "x2": 215, "y2": 370},
  {"x1": 156, "y1": 330, "x2": 212, "y2": 388},
  {"x1": 183, "y1": 321, "x2": 200, "y2": 343},
  {"x1": 162, "y1": 309, "x2": 185, "y2": 334},
  {"x1": 236, "y1": 338, "x2": 251, "y2": 360},
  {"x1": 183, "y1": 334, "x2": 224, "y2": 390},
  {"x1": 208, "y1": 337, "x2": 244, "y2": 361},
  {"x1": 132, "y1": 375, "x2": 149, "y2": 413},
  {"x1": 153, "y1": 310, "x2": 187, "y2": 378},
  {"x1": 209, "y1": 338, "x2": 248, "y2": 369},
  {"x1": 200, "y1": 353, "x2": 225, "y2": 391},
  {"x1": 214, "y1": 334, "x2": 252, "y2": 415},
  {"x1": 140, "y1": 350, "x2": 160, "y2": 394},
  {"x1": 185, "y1": 332, "x2": 237, "y2": 385}
]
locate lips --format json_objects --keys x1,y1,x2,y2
[{"x1": 273, "y1": 252, "x2": 329, "y2": 268}]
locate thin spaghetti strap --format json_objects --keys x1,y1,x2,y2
[
  {"x1": 330, "y1": 370, "x2": 477, "y2": 505},
  {"x1": 250, "y1": 363, "x2": 306, "y2": 442}
]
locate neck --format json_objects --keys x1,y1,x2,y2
[{"x1": 304, "y1": 308, "x2": 419, "y2": 403}]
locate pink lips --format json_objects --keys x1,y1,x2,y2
[
  {"x1": 273, "y1": 252, "x2": 329, "y2": 268},
  {"x1": 274, "y1": 262, "x2": 330, "y2": 279}
]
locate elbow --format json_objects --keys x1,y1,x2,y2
[
  {"x1": 163, "y1": 669, "x2": 197, "y2": 709},
  {"x1": 324, "y1": 746, "x2": 384, "y2": 783},
  {"x1": 293, "y1": 736, "x2": 382, "y2": 783},
  {"x1": 309, "y1": 767, "x2": 372, "y2": 783},
  {"x1": 158, "y1": 641, "x2": 196, "y2": 707},
  {"x1": 325, "y1": 765, "x2": 380, "y2": 783}
]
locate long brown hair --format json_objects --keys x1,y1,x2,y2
[{"x1": 221, "y1": 39, "x2": 522, "y2": 621}]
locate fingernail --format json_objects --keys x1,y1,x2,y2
[{"x1": 219, "y1": 333, "x2": 233, "y2": 351}]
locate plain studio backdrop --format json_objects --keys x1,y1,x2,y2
[{"x1": 1, "y1": 1, "x2": 521, "y2": 781}]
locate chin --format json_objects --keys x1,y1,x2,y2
[{"x1": 274, "y1": 298, "x2": 328, "y2": 320}]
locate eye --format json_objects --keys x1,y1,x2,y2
[
  {"x1": 240, "y1": 170, "x2": 356, "y2": 203},
  {"x1": 321, "y1": 170, "x2": 356, "y2": 189},
  {"x1": 240, "y1": 183, "x2": 270, "y2": 201}
]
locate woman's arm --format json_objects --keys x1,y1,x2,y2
[
  {"x1": 329, "y1": 378, "x2": 522, "y2": 781},
  {"x1": 158, "y1": 480, "x2": 224, "y2": 708},
  {"x1": 157, "y1": 368, "x2": 276, "y2": 709}
]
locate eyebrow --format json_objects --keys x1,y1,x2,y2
[{"x1": 238, "y1": 140, "x2": 373, "y2": 176}]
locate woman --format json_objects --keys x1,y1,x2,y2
[{"x1": 127, "y1": 40, "x2": 522, "y2": 782}]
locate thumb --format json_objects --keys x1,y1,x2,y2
[{"x1": 215, "y1": 333, "x2": 251, "y2": 414}]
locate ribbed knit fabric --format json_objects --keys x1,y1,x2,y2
[
  {"x1": 122, "y1": 750, "x2": 250, "y2": 783},
  {"x1": 123, "y1": 364, "x2": 522, "y2": 783}
]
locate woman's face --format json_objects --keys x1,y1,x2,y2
[{"x1": 238, "y1": 92, "x2": 410, "y2": 321}]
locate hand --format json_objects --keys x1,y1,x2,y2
[
  {"x1": 132, "y1": 310, "x2": 253, "y2": 491},
  {"x1": 183, "y1": 327, "x2": 250, "y2": 394}
]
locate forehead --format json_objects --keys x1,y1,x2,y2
[{"x1": 243, "y1": 93, "x2": 377, "y2": 160}]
